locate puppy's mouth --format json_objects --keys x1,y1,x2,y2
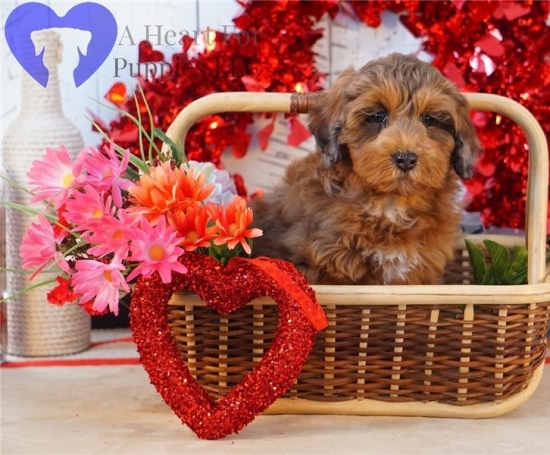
[
  {"x1": 374, "y1": 162, "x2": 438, "y2": 195},
  {"x1": 386, "y1": 151, "x2": 422, "y2": 192},
  {"x1": 359, "y1": 170, "x2": 416, "y2": 195},
  {"x1": 388, "y1": 172, "x2": 419, "y2": 194}
]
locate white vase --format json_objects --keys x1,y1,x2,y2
[
  {"x1": 2, "y1": 30, "x2": 91, "y2": 356},
  {"x1": 1, "y1": 159, "x2": 7, "y2": 363}
]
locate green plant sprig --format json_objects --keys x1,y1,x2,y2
[
  {"x1": 465, "y1": 239, "x2": 529, "y2": 285},
  {"x1": 88, "y1": 82, "x2": 187, "y2": 169}
]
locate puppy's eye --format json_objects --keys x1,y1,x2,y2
[
  {"x1": 421, "y1": 115, "x2": 436, "y2": 127},
  {"x1": 367, "y1": 112, "x2": 387, "y2": 124}
]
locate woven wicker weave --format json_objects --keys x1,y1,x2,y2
[{"x1": 165, "y1": 92, "x2": 550, "y2": 417}]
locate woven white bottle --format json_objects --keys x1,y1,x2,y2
[{"x1": 2, "y1": 30, "x2": 91, "y2": 356}]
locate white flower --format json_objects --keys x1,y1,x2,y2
[{"x1": 184, "y1": 160, "x2": 237, "y2": 205}]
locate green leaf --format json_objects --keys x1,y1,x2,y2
[
  {"x1": 153, "y1": 128, "x2": 187, "y2": 166},
  {"x1": 482, "y1": 265, "x2": 496, "y2": 285},
  {"x1": 503, "y1": 245, "x2": 528, "y2": 284},
  {"x1": 506, "y1": 271, "x2": 528, "y2": 285},
  {"x1": 123, "y1": 165, "x2": 140, "y2": 181},
  {"x1": 510, "y1": 245, "x2": 528, "y2": 272},
  {"x1": 465, "y1": 239, "x2": 487, "y2": 285},
  {"x1": 483, "y1": 239, "x2": 510, "y2": 282}
]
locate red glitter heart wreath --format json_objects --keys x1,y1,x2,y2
[{"x1": 130, "y1": 252, "x2": 328, "y2": 440}]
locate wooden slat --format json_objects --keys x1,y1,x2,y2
[
  {"x1": 356, "y1": 308, "x2": 371, "y2": 400},
  {"x1": 457, "y1": 304, "x2": 474, "y2": 402},
  {"x1": 423, "y1": 308, "x2": 440, "y2": 390}
]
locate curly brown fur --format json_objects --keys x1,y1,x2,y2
[{"x1": 251, "y1": 53, "x2": 480, "y2": 285}]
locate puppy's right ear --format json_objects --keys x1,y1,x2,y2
[
  {"x1": 452, "y1": 103, "x2": 481, "y2": 180},
  {"x1": 308, "y1": 67, "x2": 357, "y2": 165}
]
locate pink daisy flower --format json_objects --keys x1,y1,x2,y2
[
  {"x1": 80, "y1": 144, "x2": 133, "y2": 207},
  {"x1": 20, "y1": 213, "x2": 70, "y2": 279},
  {"x1": 64, "y1": 185, "x2": 115, "y2": 232},
  {"x1": 27, "y1": 145, "x2": 84, "y2": 209},
  {"x1": 126, "y1": 216, "x2": 188, "y2": 284},
  {"x1": 87, "y1": 210, "x2": 137, "y2": 259},
  {"x1": 72, "y1": 258, "x2": 130, "y2": 316}
]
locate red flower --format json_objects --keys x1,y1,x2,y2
[
  {"x1": 47, "y1": 276, "x2": 81, "y2": 306},
  {"x1": 78, "y1": 299, "x2": 109, "y2": 316},
  {"x1": 53, "y1": 204, "x2": 71, "y2": 238}
]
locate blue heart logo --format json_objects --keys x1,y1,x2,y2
[{"x1": 5, "y1": 2, "x2": 117, "y2": 87}]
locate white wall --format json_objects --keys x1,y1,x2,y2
[{"x1": 1, "y1": 0, "x2": 422, "y2": 193}]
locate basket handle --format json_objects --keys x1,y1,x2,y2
[{"x1": 163, "y1": 92, "x2": 548, "y2": 285}]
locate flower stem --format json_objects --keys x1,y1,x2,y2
[
  {"x1": 136, "y1": 82, "x2": 161, "y2": 161},
  {"x1": 1, "y1": 278, "x2": 57, "y2": 301},
  {"x1": 132, "y1": 90, "x2": 147, "y2": 164},
  {"x1": 0, "y1": 267, "x2": 58, "y2": 274},
  {"x1": 0, "y1": 174, "x2": 34, "y2": 195},
  {"x1": 1, "y1": 201, "x2": 55, "y2": 219}
]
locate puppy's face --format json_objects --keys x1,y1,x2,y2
[{"x1": 309, "y1": 53, "x2": 480, "y2": 194}]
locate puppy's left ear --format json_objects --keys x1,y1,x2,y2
[{"x1": 452, "y1": 103, "x2": 480, "y2": 179}]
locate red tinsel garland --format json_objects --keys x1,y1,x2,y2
[{"x1": 104, "y1": 0, "x2": 550, "y2": 231}]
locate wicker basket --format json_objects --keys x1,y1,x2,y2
[{"x1": 164, "y1": 92, "x2": 550, "y2": 418}]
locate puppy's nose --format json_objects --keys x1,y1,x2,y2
[{"x1": 392, "y1": 151, "x2": 418, "y2": 172}]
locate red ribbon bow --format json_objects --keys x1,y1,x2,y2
[{"x1": 228, "y1": 256, "x2": 328, "y2": 331}]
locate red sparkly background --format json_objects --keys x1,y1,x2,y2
[{"x1": 104, "y1": 0, "x2": 550, "y2": 232}]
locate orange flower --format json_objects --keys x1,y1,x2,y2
[
  {"x1": 127, "y1": 162, "x2": 178, "y2": 224},
  {"x1": 127, "y1": 163, "x2": 215, "y2": 225},
  {"x1": 209, "y1": 195, "x2": 262, "y2": 255},
  {"x1": 168, "y1": 205, "x2": 217, "y2": 252},
  {"x1": 174, "y1": 167, "x2": 215, "y2": 208}
]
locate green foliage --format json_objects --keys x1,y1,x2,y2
[
  {"x1": 89, "y1": 81, "x2": 187, "y2": 168},
  {"x1": 153, "y1": 128, "x2": 187, "y2": 166},
  {"x1": 465, "y1": 239, "x2": 528, "y2": 285}
]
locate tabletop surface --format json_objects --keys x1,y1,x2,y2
[{"x1": 2, "y1": 329, "x2": 549, "y2": 455}]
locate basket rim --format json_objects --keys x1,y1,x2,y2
[{"x1": 169, "y1": 281, "x2": 550, "y2": 306}]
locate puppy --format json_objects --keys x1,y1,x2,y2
[{"x1": 251, "y1": 53, "x2": 479, "y2": 285}]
